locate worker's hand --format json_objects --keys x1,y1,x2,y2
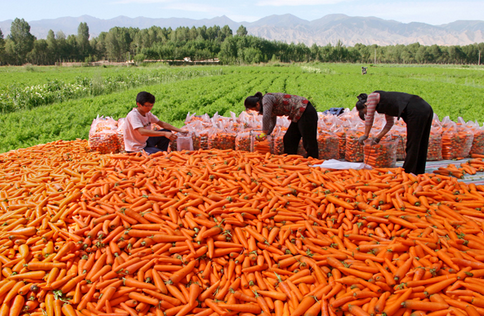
[
  {"x1": 179, "y1": 128, "x2": 188, "y2": 134},
  {"x1": 366, "y1": 137, "x2": 381, "y2": 145},
  {"x1": 358, "y1": 135, "x2": 368, "y2": 145},
  {"x1": 165, "y1": 132, "x2": 177, "y2": 141},
  {"x1": 255, "y1": 133, "x2": 267, "y2": 141}
]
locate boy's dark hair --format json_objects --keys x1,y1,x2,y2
[{"x1": 136, "y1": 91, "x2": 155, "y2": 105}]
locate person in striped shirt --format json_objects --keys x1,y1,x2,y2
[
  {"x1": 355, "y1": 91, "x2": 434, "y2": 175},
  {"x1": 244, "y1": 92, "x2": 319, "y2": 159}
]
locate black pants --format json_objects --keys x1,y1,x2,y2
[
  {"x1": 145, "y1": 129, "x2": 171, "y2": 154},
  {"x1": 401, "y1": 97, "x2": 433, "y2": 175},
  {"x1": 283, "y1": 102, "x2": 319, "y2": 159}
]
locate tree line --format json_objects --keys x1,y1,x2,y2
[{"x1": 1, "y1": 18, "x2": 483, "y2": 65}]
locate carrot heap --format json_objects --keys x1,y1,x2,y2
[
  {"x1": 433, "y1": 158, "x2": 484, "y2": 178},
  {"x1": 1, "y1": 140, "x2": 484, "y2": 316}
]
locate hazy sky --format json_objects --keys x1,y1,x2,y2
[{"x1": 1, "y1": 0, "x2": 483, "y2": 25}]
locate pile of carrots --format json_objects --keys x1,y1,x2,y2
[
  {"x1": 2, "y1": 140, "x2": 484, "y2": 316},
  {"x1": 433, "y1": 155, "x2": 484, "y2": 178}
]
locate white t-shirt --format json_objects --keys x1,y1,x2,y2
[{"x1": 123, "y1": 108, "x2": 160, "y2": 152}]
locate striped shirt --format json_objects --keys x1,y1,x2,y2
[{"x1": 365, "y1": 92, "x2": 394, "y2": 133}]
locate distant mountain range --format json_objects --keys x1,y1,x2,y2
[{"x1": 1, "y1": 14, "x2": 484, "y2": 46}]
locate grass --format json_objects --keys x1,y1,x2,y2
[{"x1": 0, "y1": 62, "x2": 483, "y2": 153}]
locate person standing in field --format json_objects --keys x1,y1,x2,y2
[
  {"x1": 123, "y1": 91, "x2": 187, "y2": 154},
  {"x1": 244, "y1": 92, "x2": 319, "y2": 159},
  {"x1": 355, "y1": 91, "x2": 434, "y2": 175}
]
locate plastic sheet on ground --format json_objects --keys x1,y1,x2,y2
[{"x1": 311, "y1": 159, "x2": 372, "y2": 170}]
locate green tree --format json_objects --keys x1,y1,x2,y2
[
  {"x1": 46, "y1": 30, "x2": 58, "y2": 64},
  {"x1": 28, "y1": 39, "x2": 49, "y2": 65},
  {"x1": 6, "y1": 18, "x2": 35, "y2": 64},
  {"x1": 0, "y1": 28, "x2": 5, "y2": 64},
  {"x1": 220, "y1": 25, "x2": 233, "y2": 42},
  {"x1": 188, "y1": 26, "x2": 198, "y2": 40},
  {"x1": 105, "y1": 27, "x2": 131, "y2": 61},
  {"x1": 478, "y1": 43, "x2": 484, "y2": 65},
  {"x1": 448, "y1": 45, "x2": 464, "y2": 63},
  {"x1": 415, "y1": 46, "x2": 431, "y2": 63},
  {"x1": 66, "y1": 34, "x2": 79, "y2": 61},
  {"x1": 55, "y1": 31, "x2": 69, "y2": 62},
  {"x1": 77, "y1": 22, "x2": 91, "y2": 60},
  {"x1": 91, "y1": 32, "x2": 107, "y2": 60},
  {"x1": 428, "y1": 44, "x2": 442, "y2": 63},
  {"x1": 218, "y1": 36, "x2": 237, "y2": 64},
  {"x1": 206, "y1": 26, "x2": 220, "y2": 41},
  {"x1": 197, "y1": 25, "x2": 207, "y2": 40},
  {"x1": 236, "y1": 25, "x2": 248, "y2": 37},
  {"x1": 310, "y1": 43, "x2": 320, "y2": 61}
]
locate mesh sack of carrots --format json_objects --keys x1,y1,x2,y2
[
  {"x1": 176, "y1": 134, "x2": 194, "y2": 151},
  {"x1": 344, "y1": 131, "x2": 365, "y2": 162},
  {"x1": 251, "y1": 133, "x2": 273, "y2": 154},
  {"x1": 332, "y1": 115, "x2": 350, "y2": 160},
  {"x1": 425, "y1": 116, "x2": 442, "y2": 161},
  {"x1": 363, "y1": 137, "x2": 399, "y2": 168},
  {"x1": 88, "y1": 116, "x2": 122, "y2": 154},
  {"x1": 272, "y1": 127, "x2": 285, "y2": 155},
  {"x1": 207, "y1": 129, "x2": 236, "y2": 150},
  {"x1": 88, "y1": 129, "x2": 122, "y2": 154},
  {"x1": 470, "y1": 128, "x2": 484, "y2": 155},
  {"x1": 4, "y1": 139, "x2": 484, "y2": 316},
  {"x1": 335, "y1": 131, "x2": 346, "y2": 160},
  {"x1": 466, "y1": 120, "x2": 484, "y2": 155},
  {"x1": 386, "y1": 134, "x2": 406, "y2": 162},
  {"x1": 90, "y1": 116, "x2": 118, "y2": 133},
  {"x1": 186, "y1": 122, "x2": 209, "y2": 151},
  {"x1": 427, "y1": 129, "x2": 443, "y2": 161},
  {"x1": 441, "y1": 117, "x2": 474, "y2": 159},
  {"x1": 184, "y1": 112, "x2": 211, "y2": 125},
  {"x1": 235, "y1": 131, "x2": 252, "y2": 152},
  {"x1": 317, "y1": 130, "x2": 339, "y2": 160},
  {"x1": 390, "y1": 124, "x2": 406, "y2": 161}
]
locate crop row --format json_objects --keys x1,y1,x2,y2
[{"x1": 1, "y1": 64, "x2": 484, "y2": 153}]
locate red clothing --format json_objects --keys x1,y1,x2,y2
[{"x1": 261, "y1": 93, "x2": 309, "y2": 134}]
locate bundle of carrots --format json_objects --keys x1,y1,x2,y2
[
  {"x1": 2, "y1": 139, "x2": 484, "y2": 316},
  {"x1": 252, "y1": 138, "x2": 272, "y2": 155},
  {"x1": 317, "y1": 134, "x2": 339, "y2": 161},
  {"x1": 441, "y1": 131, "x2": 474, "y2": 160},
  {"x1": 363, "y1": 140, "x2": 398, "y2": 168},
  {"x1": 345, "y1": 132, "x2": 365, "y2": 162},
  {"x1": 335, "y1": 132, "x2": 346, "y2": 160},
  {"x1": 433, "y1": 157, "x2": 484, "y2": 178}
]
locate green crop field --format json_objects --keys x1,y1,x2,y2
[{"x1": 0, "y1": 62, "x2": 483, "y2": 153}]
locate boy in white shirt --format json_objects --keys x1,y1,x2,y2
[{"x1": 124, "y1": 91, "x2": 187, "y2": 154}]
